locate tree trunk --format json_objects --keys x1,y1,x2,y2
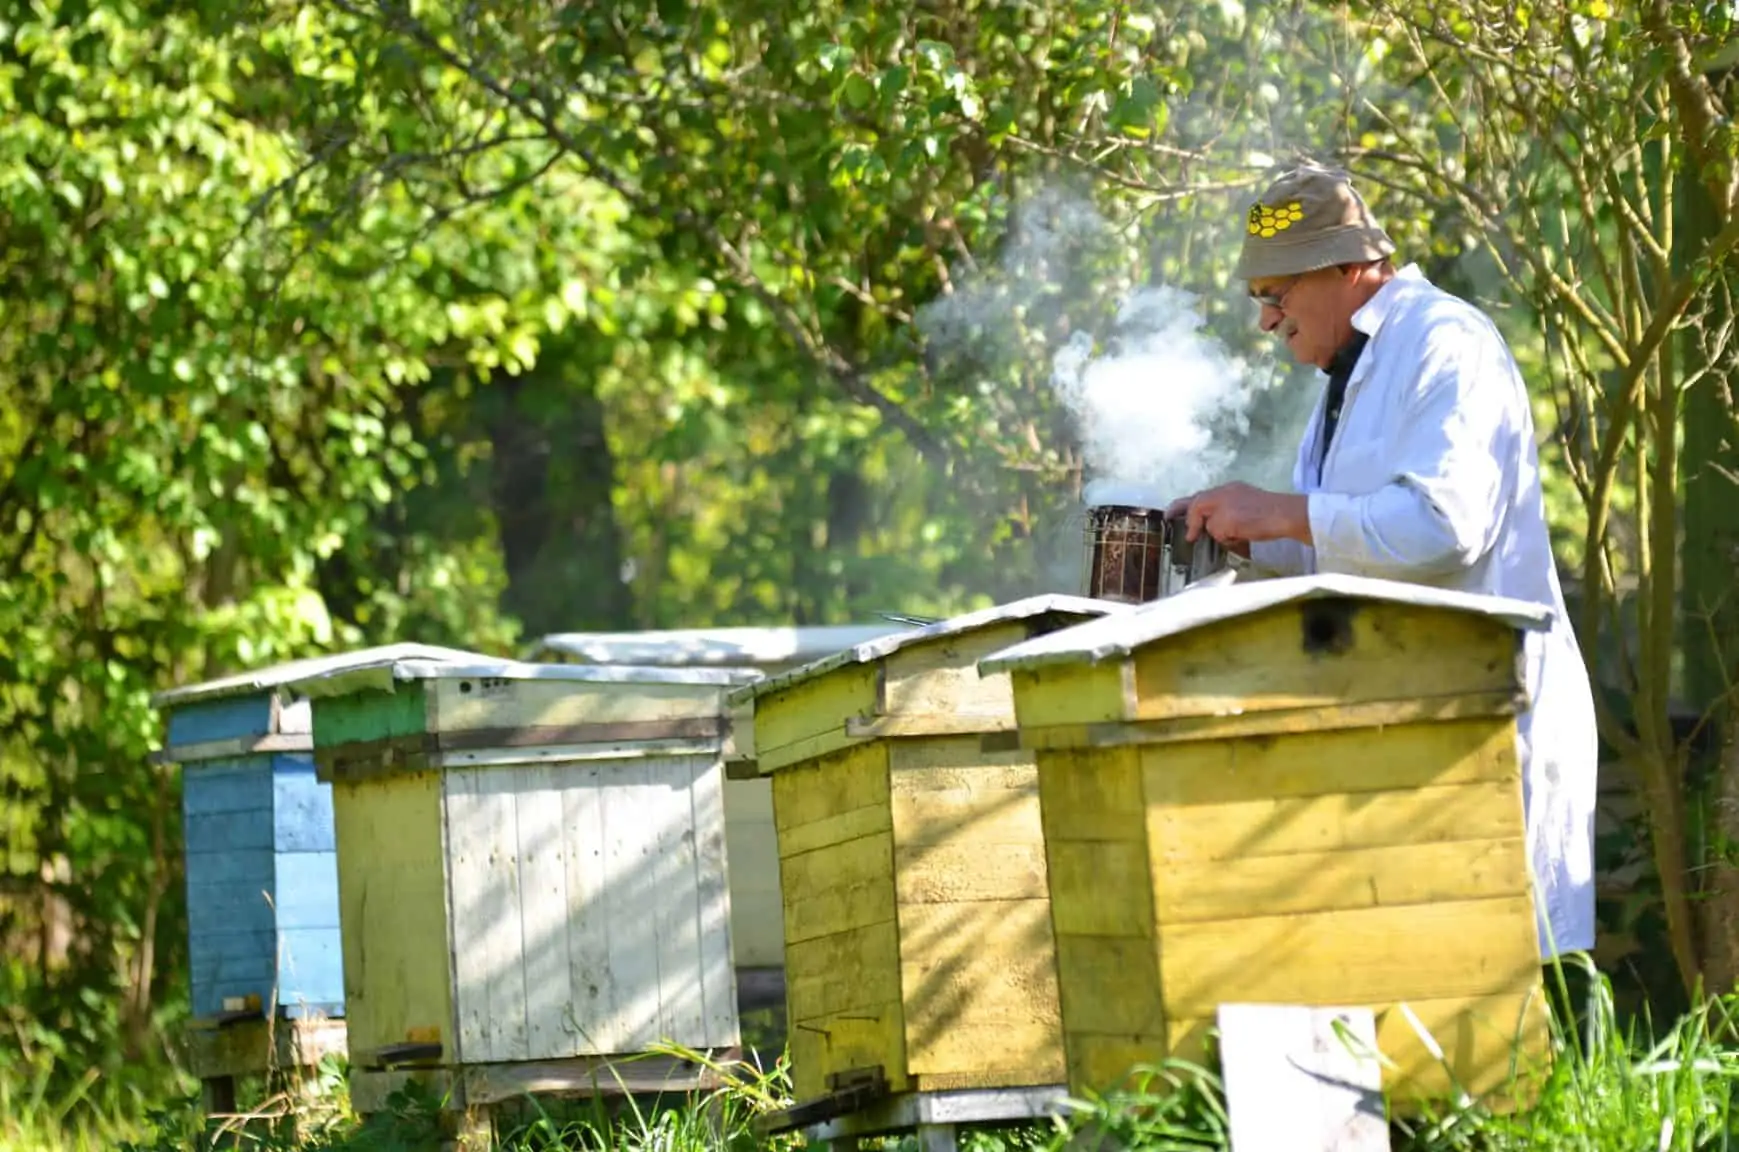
[
  {"x1": 484, "y1": 347, "x2": 631, "y2": 637},
  {"x1": 1676, "y1": 133, "x2": 1739, "y2": 991}
]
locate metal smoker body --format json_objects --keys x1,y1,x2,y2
[{"x1": 1083, "y1": 503, "x2": 1231, "y2": 604}]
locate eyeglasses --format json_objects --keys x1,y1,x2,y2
[{"x1": 1248, "y1": 274, "x2": 1303, "y2": 310}]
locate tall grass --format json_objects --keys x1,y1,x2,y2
[{"x1": 11, "y1": 968, "x2": 1739, "y2": 1151}]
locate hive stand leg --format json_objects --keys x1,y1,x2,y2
[{"x1": 915, "y1": 1123, "x2": 959, "y2": 1152}]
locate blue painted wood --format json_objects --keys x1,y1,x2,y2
[
  {"x1": 276, "y1": 927, "x2": 345, "y2": 1015},
  {"x1": 175, "y1": 735, "x2": 346, "y2": 1020},
  {"x1": 273, "y1": 853, "x2": 340, "y2": 929},
  {"x1": 184, "y1": 806, "x2": 274, "y2": 853},
  {"x1": 184, "y1": 870, "x2": 277, "y2": 940},
  {"x1": 183, "y1": 759, "x2": 273, "y2": 815},
  {"x1": 272, "y1": 755, "x2": 335, "y2": 852},
  {"x1": 165, "y1": 695, "x2": 277, "y2": 748}
]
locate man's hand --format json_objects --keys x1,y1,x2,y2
[{"x1": 1180, "y1": 482, "x2": 1312, "y2": 546}]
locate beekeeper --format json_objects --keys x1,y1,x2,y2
[{"x1": 1175, "y1": 163, "x2": 1599, "y2": 964}]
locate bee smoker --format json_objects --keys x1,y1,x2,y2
[{"x1": 1083, "y1": 502, "x2": 1231, "y2": 605}]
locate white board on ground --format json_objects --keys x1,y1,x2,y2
[{"x1": 1217, "y1": 1003, "x2": 1390, "y2": 1152}]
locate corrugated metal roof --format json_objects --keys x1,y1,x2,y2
[
  {"x1": 530, "y1": 624, "x2": 909, "y2": 668},
  {"x1": 978, "y1": 573, "x2": 1553, "y2": 675},
  {"x1": 151, "y1": 643, "x2": 494, "y2": 708},
  {"x1": 726, "y1": 594, "x2": 1129, "y2": 705},
  {"x1": 282, "y1": 655, "x2": 764, "y2": 701}
]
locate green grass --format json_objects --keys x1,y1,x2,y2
[{"x1": 12, "y1": 965, "x2": 1739, "y2": 1151}]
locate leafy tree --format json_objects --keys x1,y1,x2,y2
[{"x1": 1353, "y1": 0, "x2": 1739, "y2": 993}]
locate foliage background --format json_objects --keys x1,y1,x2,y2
[{"x1": 0, "y1": 0, "x2": 1733, "y2": 1136}]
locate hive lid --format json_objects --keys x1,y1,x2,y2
[
  {"x1": 283, "y1": 655, "x2": 764, "y2": 701},
  {"x1": 725, "y1": 594, "x2": 1129, "y2": 705},
  {"x1": 978, "y1": 573, "x2": 1554, "y2": 674},
  {"x1": 151, "y1": 643, "x2": 494, "y2": 709},
  {"x1": 529, "y1": 623, "x2": 908, "y2": 668}
]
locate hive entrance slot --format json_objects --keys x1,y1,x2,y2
[{"x1": 1300, "y1": 599, "x2": 1357, "y2": 656}]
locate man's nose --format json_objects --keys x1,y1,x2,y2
[{"x1": 1258, "y1": 303, "x2": 1283, "y2": 333}]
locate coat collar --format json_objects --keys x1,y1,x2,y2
[{"x1": 1351, "y1": 262, "x2": 1426, "y2": 340}]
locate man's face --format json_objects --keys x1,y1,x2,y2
[{"x1": 1248, "y1": 266, "x2": 1358, "y2": 370}]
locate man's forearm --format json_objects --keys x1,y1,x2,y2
[{"x1": 1274, "y1": 493, "x2": 1313, "y2": 544}]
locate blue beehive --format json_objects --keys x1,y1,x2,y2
[{"x1": 155, "y1": 643, "x2": 488, "y2": 1022}]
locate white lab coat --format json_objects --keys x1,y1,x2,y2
[{"x1": 1249, "y1": 263, "x2": 1598, "y2": 959}]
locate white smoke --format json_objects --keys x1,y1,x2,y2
[{"x1": 1052, "y1": 283, "x2": 1274, "y2": 512}]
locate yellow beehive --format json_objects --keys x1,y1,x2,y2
[
  {"x1": 978, "y1": 574, "x2": 1554, "y2": 1107},
  {"x1": 730, "y1": 595, "x2": 1127, "y2": 1100}
]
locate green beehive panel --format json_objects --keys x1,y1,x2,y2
[{"x1": 312, "y1": 683, "x2": 431, "y2": 750}]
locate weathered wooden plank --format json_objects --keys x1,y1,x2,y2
[
  {"x1": 1045, "y1": 841, "x2": 1154, "y2": 938},
  {"x1": 1062, "y1": 1033, "x2": 1167, "y2": 1095},
  {"x1": 776, "y1": 805, "x2": 893, "y2": 858},
  {"x1": 1007, "y1": 661, "x2": 1131, "y2": 730},
  {"x1": 182, "y1": 759, "x2": 275, "y2": 815},
  {"x1": 880, "y1": 622, "x2": 1031, "y2": 722},
  {"x1": 788, "y1": 1002, "x2": 908, "y2": 1100},
  {"x1": 313, "y1": 684, "x2": 430, "y2": 749},
  {"x1": 780, "y1": 832, "x2": 897, "y2": 943},
  {"x1": 460, "y1": 1051, "x2": 731, "y2": 1103},
  {"x1": 516, "y1": 763, "x2": 574, "y2": 1062},
  {"x1": 185, "y1": 864, "x2": 275, "y2": 922},
  {"x1": 783, "y1": 920, "x2": 902, "y2": 1021},
  {"x1": 167, "y1": 694, "x2": 279, "y2": 747},
  {"x1": 1146, "y1": 780, "x2": 1525, "y2": 863},
  {"x1": 1157, "y1": 896, "x2": 1543, "y2": 1019},
  {"x1": 562, "y1": 765, "x2": 618, "y2": 1052},
  {"x1": 1131, "y1": 600, "x2": 1519, "y2": 721},
  {"x1": 690, "y1": 754, "x2": 740, "y2": 1048},
  {"x1": 273, "y1": 851, "x2": 342, "y2": 929},
  {"x1": 427, "y1": 677, "x2": 726, "y2": 735},
  {"x1": 648, "y1": 756, "x2": 706, "y2": 1050},
  {"x1": 887, "y1": 745, "x2": 1043, "y2": 847},
  {"x1": 1217, "y1": 1004, "x2": 1390, "y2": 1152},
  {"x1": 184, "y1": 807, "x2": 275, "y2": 853},
  {"x1": 770, "y1": 742, "x2": 888, "y2": 831},
  {"x1": 896, "y1": 900, "x2": 1063, "y2": 1082},
  {"x1": 1375, "y1": 992, "x2": 1550, "y2": 1105},
  {"x1": 1152, "y1": 838, "x2": 1530, "y2": 924},
  {"x1": 332, "y1": 772, "x2": 453, "y2": 1066},
  {"x1": 1139, "y1": 718, "x2": 1519, "y2": 808},
  {"x1": 601, "y1": 756, "x2": 661, "y2": 1052},
  {"x1": 272, "y1": 753, "x2": 337, "y2": 852},
  {"x1": 444, "y1": 768, "x2": 498, "y2": 1064},
  {"x1": 753, "y1": 663, "x2": 879, "y2": 768},
  {"x1": 189, "y1": 955, "x2": 277, "y2": 1018},
  {"x1": 190, "y1": 928, "x2": 280, "y2": 962},
  {"x1": 275, "y1": 926, "x2": 345, "y2": 1015},
  {"x1": 1034, "y1": 746, "x2": 1144, "y2": 843},
  {"x1": 895, "y1": 841, "x2": 1047, "y2": 904},
  {"x1": 1014, "y1": 693, "x2": 1524, "y2": 752},
  {"x1": 887, "y1": 740, "x2": 1038, "y2": 792},
  {"x1": 1053, "y1": 934, "x2": 1164, "y2": 1036}
]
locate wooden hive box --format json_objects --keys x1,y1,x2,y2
[
  {"x1": 153, "y1": 643, "x2": 488, "y2": 1026},
  {"x1": 153, "y1": 643, "x2": 487, "y2": 1112},
  {"x1": 530, "y1": 625, "x2": 905, "y2": 986},
  {"x1": 729, "y1": 595, "x2": 1127, "y2": 1102},
  {"x1": 978, "y1": 574, "x2": 1555, "y2": 1108},
  {"x1": 285, "y1": 651, "x2": 757, "y2": 1113}
]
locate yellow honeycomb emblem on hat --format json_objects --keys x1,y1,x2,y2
[{"x1": 1247, "y1": 200, "x2": 1305, "y2": 238}]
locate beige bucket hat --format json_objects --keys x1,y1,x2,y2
[{"x1": 1234, "y1": 164, "x2": 1396, "y2": 281}]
